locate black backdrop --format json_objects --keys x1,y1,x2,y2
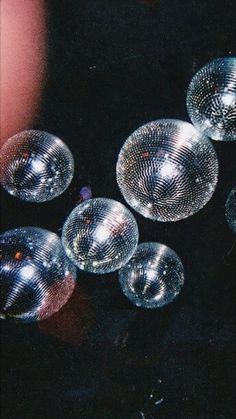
[{"x1": 1, "y1": 1, "x2": 236, "y2": 418}]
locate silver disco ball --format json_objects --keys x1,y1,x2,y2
[
  {"x1": 119, "y1": 242, "x2": 184, "y2": 309},
  {"x1": 225, "y1": 187, "x2": 236, "y2": 233},
  {"x1": 186, "y1": 57, "x2": 236, "y2": 141},
  {"x1": 116, "y1": 119, "x2": 218, "y2": 222},
  {"x1": 0, "y1": 130, "x2": 74, "y2": 202},
  {"x1": 0, "y1": 227, "x2": 77, "y2": 322},
  {"x1": 62, "y1": 198, "x2": 139, "y2": 274}
]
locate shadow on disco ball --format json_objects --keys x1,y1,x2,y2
[
  {"x1": 62, "y1": 198, "x2": 139, "y2": 274},
  {"x1": 116, "y1": 119, "x2": 219, "y2": 222},
  {"x1": 119, "y1": 242, "x2": 184, "y2": 309},
  {"x1": 0, "y1": 130, "x2": 74, "y2": 202},
  {"x1": 187, "y1": 57, "x2": 236, "y2": 142},
  {"x1": 0, "y1": 227, "x2": 77, "y2": 322}
]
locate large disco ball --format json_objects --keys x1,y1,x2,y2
[
  {"x1": 62, "y1": 198, "x2": 139, "y2": 274},
  {"x1": 119, "y1": 242, "x2": 184, "y2": 309},
  {"x1": 186, "y1": 57, "x2": 236, "y2": 141},
  {"x1": 225, "y1": 187, "x2": 236, "y2": 233},
  {"x1": 116, "y1": 119, "x2": 218, "y2": 222},
  {"x1": 0, "y1": 130, "x2": 74, "y2": 202},
  {"x1": 0, "y1": 227, "x2": 77, "y2": 322}
]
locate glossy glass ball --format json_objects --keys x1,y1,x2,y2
[
  {"x1": 119, "y1": 242, "x2": 184, "y2": 308},
  {"x1": 225, "y1": 187, "x2": 236, "y2": 233},
  {"x1": 186, "y1": 57, "x2": 236, "y2": 141},
  {"x1": 116, "y1": 119, "x2": 218, "y2": 222},
  {"x1": 62, "y1": 198, "x2": 139, "y2": 274},
  {"x1": 0, "y1": 227, "x2": 77, "y2": 322},
  {"x1": 0, "y1": 130, "x2": 74, "y2": 202}
]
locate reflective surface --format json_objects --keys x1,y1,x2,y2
[
  {"x1": 119, "y1": 242, "x2": 184, "y2": 308},
  {"x1": 225, "y1": 187, "x2": 236, "y2": 233},
  {"x1": 116, "y1": 119, "x2": 218, "y2": 222},
  {"x1": 186, "y1": 57, "x2": 236, "y2": 141},
  {"x1": 62, "y1": 198, "x2": 139, "y2": 274},
  {"x1": 0, "y1": 130, "x2": 74, "y2": 202},
  {"x1": 0, "y1": 227, "x2": 77, "y2": 322},
  {"x1": 2, "y1": 3, "x2": 236, "y2": 418}
]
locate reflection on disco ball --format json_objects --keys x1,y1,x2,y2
[
  {"x1": 225, "y1": 187, "x2": 236, "y2": 233},
  {"x1": 62, "y1": 198, "x2": 139, "y2": 274},
  {"x1": 116, "y1": 119, "x2": 218, "y2": 222},
  {"x1": 0, "y1": 227, "x2": 77, "y2": 322},
  {"x1": 119, "y1": 242, "x2": 184, "y2": 309},
  {"x1": 0, "y1": 130, "x2": 74, "y2": 202},
  {"x1": 186, "y1": 57, "x2": 236, "y2": 141}
]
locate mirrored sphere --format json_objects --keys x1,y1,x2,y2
[
  {"x1": 0, "y1": 130, "x2": 74, "y2": 202},
  {"x1": 186, "y1": 57, "x2": 236, "y2": 141},
  {"x1": 0, "y1": 227, "x2": 77, "y2": 322},
  {"x1": 62, "y1": 198, "x2": 139, "y2": 274},
  {"x1": 225, "y1": 187, "x2": 236, "y2": 233},
  {"x1": 119, "y1": 242, "x2": 184, "y2": 308},
  {"x1": 116, "y1": 119, "x2": 218, "y2": 222}
]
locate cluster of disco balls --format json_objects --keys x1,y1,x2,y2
[{"x1": 0, "y1": 57, "x2": 235, "y2": 322}]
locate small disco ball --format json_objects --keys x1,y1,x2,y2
[
  {"x1": 225, "y1": 187, "x2": 236, "y2": 233},
  {"x1": 62, "y1": 198, "x2": 139, "y2": 274},
  {"x1": 119, "y1": 242, "x2": 184, "y2": 309},
  {"x1": 186, "y1": 57, "x2": 236, "y2": 141},
  {"x1": 0, "y1": 130, "x2": 74, "y2": 202},
  {"x1": 116, "y1": 119, "x2": 218, "y2": 222},
  {"x1": 0, "y1": 227, "x2": 77, "y2": 322}
]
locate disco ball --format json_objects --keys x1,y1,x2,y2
[
  {"x1": 119, "y1": 242, "x2": 184, "y2": 308},
  {"x1": 0, "y1": 130, "x2": 74, "y2": 202},
  {"x1": 186, "y1": 57, "x2": 236, "y2": 141},
  {"x1": 0, "y1": 227, "x2": 77, "y2": 322},
  {"x1": 62, "y1": 198, "x2": 139, "y2": 274},
  {"x1": 225, "y1": 187, "x2": 236, "y2": 233},
  {"x1": 116, "y1": 119, "x2": 218, "y2": 222}
]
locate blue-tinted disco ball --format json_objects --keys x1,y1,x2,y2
[
  {"x1": 0, "y1": 227, "x2": 77, "y2": 322},
  {"x1": 62, "y1": 198, "x2": 139, "y2": 274},
  {"x1": 225, "y1": 187, "x2": 236, "y2": 233},
  {"x1": 119, "y1": 242, "x2": 184, "y2": 308},
  {"x1": 0, "y1": 130, "x2": 74, "y2": 202},
  {"x1": 186, "y1": 57, "x2": 236, "y2": 141},
  {"x1": 116, "y1": 119, "x2": 218, "y2": 222}
]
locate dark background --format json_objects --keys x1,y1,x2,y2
[{"x1": 1, "y1": 1, "x2": 236, "y2": 418}]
